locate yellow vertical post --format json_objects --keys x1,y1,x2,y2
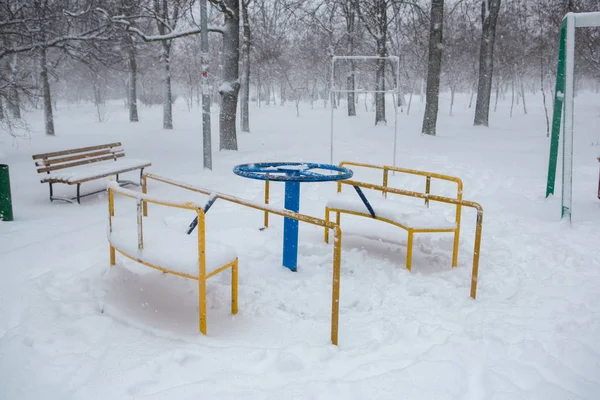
[
  {"x1": 383, "y1": 168, "x2": 389, "y2": 198},
  {"x1": 136, "y1": 199, "x2": 144, "y2": 250},
  {"x1": 142, "y1": 174, "x2": 148, "y2": 217},
  {"x1": 470, "y1": 210, "x2": 483, "y2": 299},
  {"x1": 324, "y1": 208, "x2": 330, "y2": 243},
  {"x1": 232, "y1": 259, "x2": 238, "y2": 314},
  {"x1": 336, "y1": 211, "x2": 340, "y2": 226},
  {"x1": 108, "y1": 188, "x2": 115, "y2": 266},
  {"x1": 425, "y1": 176, "x2": 431, "y2": 207},
  {"x1": 406, "y1": 230, "x2": 413, "y2": 271},
  {"x1": 197, "y1": 210, "x2": 207, "y2": 334},
  {"x1": 452, "y1": 182, "x2": 463, "y2": 268},
  {"x1": 264, "y1": 180, "x2": 269, "y2": 228},
  {"x1": 331, "y1": 226, "x2": 342, "y2": 346}
]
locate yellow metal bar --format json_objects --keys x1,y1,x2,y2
[
  {"x1": 470, "y1": 210, "x2": 483, "y2": 300},
  {"x1": 109, "y1": 245, "x2": 116, "y2": 266},
  {"x1": 205, "y1": 261, "x2": 237, "y2": 279},
  {"x1": 328, "y1": 176, "x2": 484, "y2": 299},
  {"x1": 425, "y1": 176, "x2": 431, "y2": 207},
  {"x1": 331, "y1": 226, "x2": 342, "y2": 346},
  {"x1": 144, "y1": 173, "x2": 336, "y2": 230},
  {"x1": 339, "y1": 161, "x2": 463, "y2": 191},
  {"x1": 144, "y1": 173, "x2": 345, "y2": 344},
  {"x1": 406, "y1": 230, "x2": 413, "y2": 271},
  {"x1": 232, "y1": 259, "x2": 238, "y2": 314},
  {"x1": 109, "y1": 242, "x2": 203, "y2": 280},
  {"x1": 110, "y1": 185, "x2": 201, "y2": 211},
  {"x1": 324, "y1": 207, "x2": 330, "y2": 243},
  {"x1": 453, "y1": 181, "x2": 463, "y2": 268},
  {"x1": 109, "y1": 188, "x2": 115, "y2": 266},
  {"x1": 142, "y1": 174, "x2": 148, "y2": 217},
  {"x1": 326, "y1": 207, "x2": 455, "y2": 233},
  {"x1": 136, "y1": 199, "x2": 144, "y2": 250},
  {"x1": 198, "y1": 209, "x2": 207, "y2": 335},
  {"x1": 264, "y1": 180, "x2": 269, "y2": 228},
  {"x1": 383, "y1": 168, "x2": 389, "y2": 198}
]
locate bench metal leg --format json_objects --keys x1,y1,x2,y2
[
  {"x1": 324, "y1": 208, "x2": 330, "y2": 243},
  {"x1": 232, "y1": 259, "x2": 238, "y2": 315},
  {"x1": 49, "y1": 182, "x2": 54, "y2": 202},
  {"x1": 406, "y1": 230, "x2": 414, "y2": 271},
  {"x1": 76, "y1": 183, "x2": 81, "y2": 204}
]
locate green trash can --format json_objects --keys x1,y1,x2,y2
[{"x1": 0, "y1": 164, "x2": 14, "y2": 221}]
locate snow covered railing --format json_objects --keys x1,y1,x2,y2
[
  {"x1": 141, "y1": 173, "x2": 344, "y2": 346},
  {"x1": 320, "y1": 162, "x2": 483, "y2": 300},
  {"x1": 107, "y1": 181, "x2": 239, "y2": 337}
]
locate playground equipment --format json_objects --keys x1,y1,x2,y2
[
  {"x1": 140, "y1": 173, "x2": 345, "y2": 346},
  {"x1": 232, "y1": 162, "x2": 353, "y2": 272},
  {"x1": 107, "y1": 181, "x2": 238, "y2": 336},
  {"x1": 0, "y1": 164, "x2": 13, "y2": 221},
  {"x1": 546, "y1": 12, "x2": 600, "y2": 221},
  {"x1": 320, "y1": 162, "x2": 483, "y2": 299},
  {"x1": 329, "y1": 56, "x2": 401, "y2": 167}
]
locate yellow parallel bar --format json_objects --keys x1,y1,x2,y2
[
  {"x1": 206, "y1": 260, "x2": 238, "y2": 279},
  {"x1": 144, "y1": 173, "x2": 344, "y2": 344},
  {"x1": 383, "y1": 168, "x2": 389, "y2": 198},
  {"x1": 109, "y1": 242, "x2": 201, "y2": 280},
  {"x1": 331, "y1": 226, "x2": 342, "y2": 346},
  {"x1": 328, "y1": 179, "x2": 483, "y2": 300},
  {"x1": 198, "y1": 209, "x2": 207, "y2": 335},
  {"x1": 425, "y1": 176, "x2": 431, "y2": 207},
  {"x1": 339, "y1": 161, "x2": 463, "y2": 188},
  {"x1": 110, "y1": 185, "x2": 200, "y2": 211},
  {"x1": 142, "y1": 174, "x2": 148, "y2": 217},
  {"x1": 144, "y1": 173, "x2": 336, "y2": 230},
  {"x1": 264, "y1": 180, "x2": 270, "y2": 228},
  {"x1": 108, "y1": 188, "x2": 115, "y2": 266}
]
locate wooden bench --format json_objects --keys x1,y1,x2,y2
[
  {"x1": 324, "y1": 162, "x2": 464, "y2": 272},
  {"x1": 32, "y1": 142, "x2": 151, "y2": 203}
]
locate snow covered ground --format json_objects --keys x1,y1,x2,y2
[{"x1": 1, "y1": 93, "x2": 600, "y2": 399}]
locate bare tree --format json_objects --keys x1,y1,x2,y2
[
  {"x1": 474, "y1": 0, "x2": 501, "y2": 127},
  {"x1": 240, "y1": 0, "x2": 252, "y2": 132},
  {"x1": 422, "y1": 0, "x2": 444, "y2": 135}
]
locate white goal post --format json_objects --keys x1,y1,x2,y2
[{"x1": 329, "y1": 55, "x2": 401, "y2": 167}]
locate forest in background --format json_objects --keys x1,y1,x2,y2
[{"x1": 1, "y1": 0, "x2": 599, "y2": 143}]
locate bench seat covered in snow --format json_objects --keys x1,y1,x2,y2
[
  {"x1": 33, "y1": 142, "x2": 151, "y2": 203},
  {"x1": 324, "y1": 162, "x2": 464, "y2": 272},
  {"x1": 107, "y1": 182, "x2": 238, "y2": 335}
]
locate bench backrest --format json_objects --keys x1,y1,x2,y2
[
  {"x1": 337, "y1": 161, "x2": 463, "y2": 223},
  {"x1": 32, "y1": 142, "x2": 125, "y2": 174}
]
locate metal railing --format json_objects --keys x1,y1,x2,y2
[{"x1": 142, "y1": 173, "x2": 344, "y2": 346}]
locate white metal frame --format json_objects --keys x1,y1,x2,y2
[
  {"x1": 562, "y1": 12, "x2": 600, "y2": 221},
  {"x1": 329, "y1": 56, "x2": 401, "y2": 166}
]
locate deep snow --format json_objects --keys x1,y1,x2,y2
[{"x1": 1, "y1": 93, "x2": 600, "y2": 399}]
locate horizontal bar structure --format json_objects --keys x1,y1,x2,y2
[
  {"x1": 142, "y1": 173, "x2": 344, "y2": 346},
  {"x1": 572, "y1": 11, "x2": 600, "y2": 27}
]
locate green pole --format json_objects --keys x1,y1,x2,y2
[
  {"x1": 546, "y1": 19, "x2": 568, "y2": 198},
  {"x1": 0, "y1": 164, "x2": 14, "y2": 221}
]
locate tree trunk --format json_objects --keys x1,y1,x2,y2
[
  {"x1": 218, "y1": 0, "x2": 240, "y2": 151},
  {"x1": 161, "y1": 42, "x2": 173, "y2": 129},
  {"x1": 474, "y1": 0, "x2": 501, "y2": 127},
  {"x1": 375, "y1": 37, "x2": 387, "y2": 125},
  {"x1": 240, "y1": 0, "x2": 251, "y2": 132},
  {"x1": 520, "y1": 78, "x2": 527, "y2": 114},
  {"x1": 40, "y1": 47, "x2": 55, "y2": 136},
  {"x1": 422, "y1": 0, "x2": 444, "y2": 135},
  {"x1": 346, "y1": 2, "x2": 356, "y2": 117},
  {"x1": 128, "y1": 43, "x2": 139, "y2": 122}
]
